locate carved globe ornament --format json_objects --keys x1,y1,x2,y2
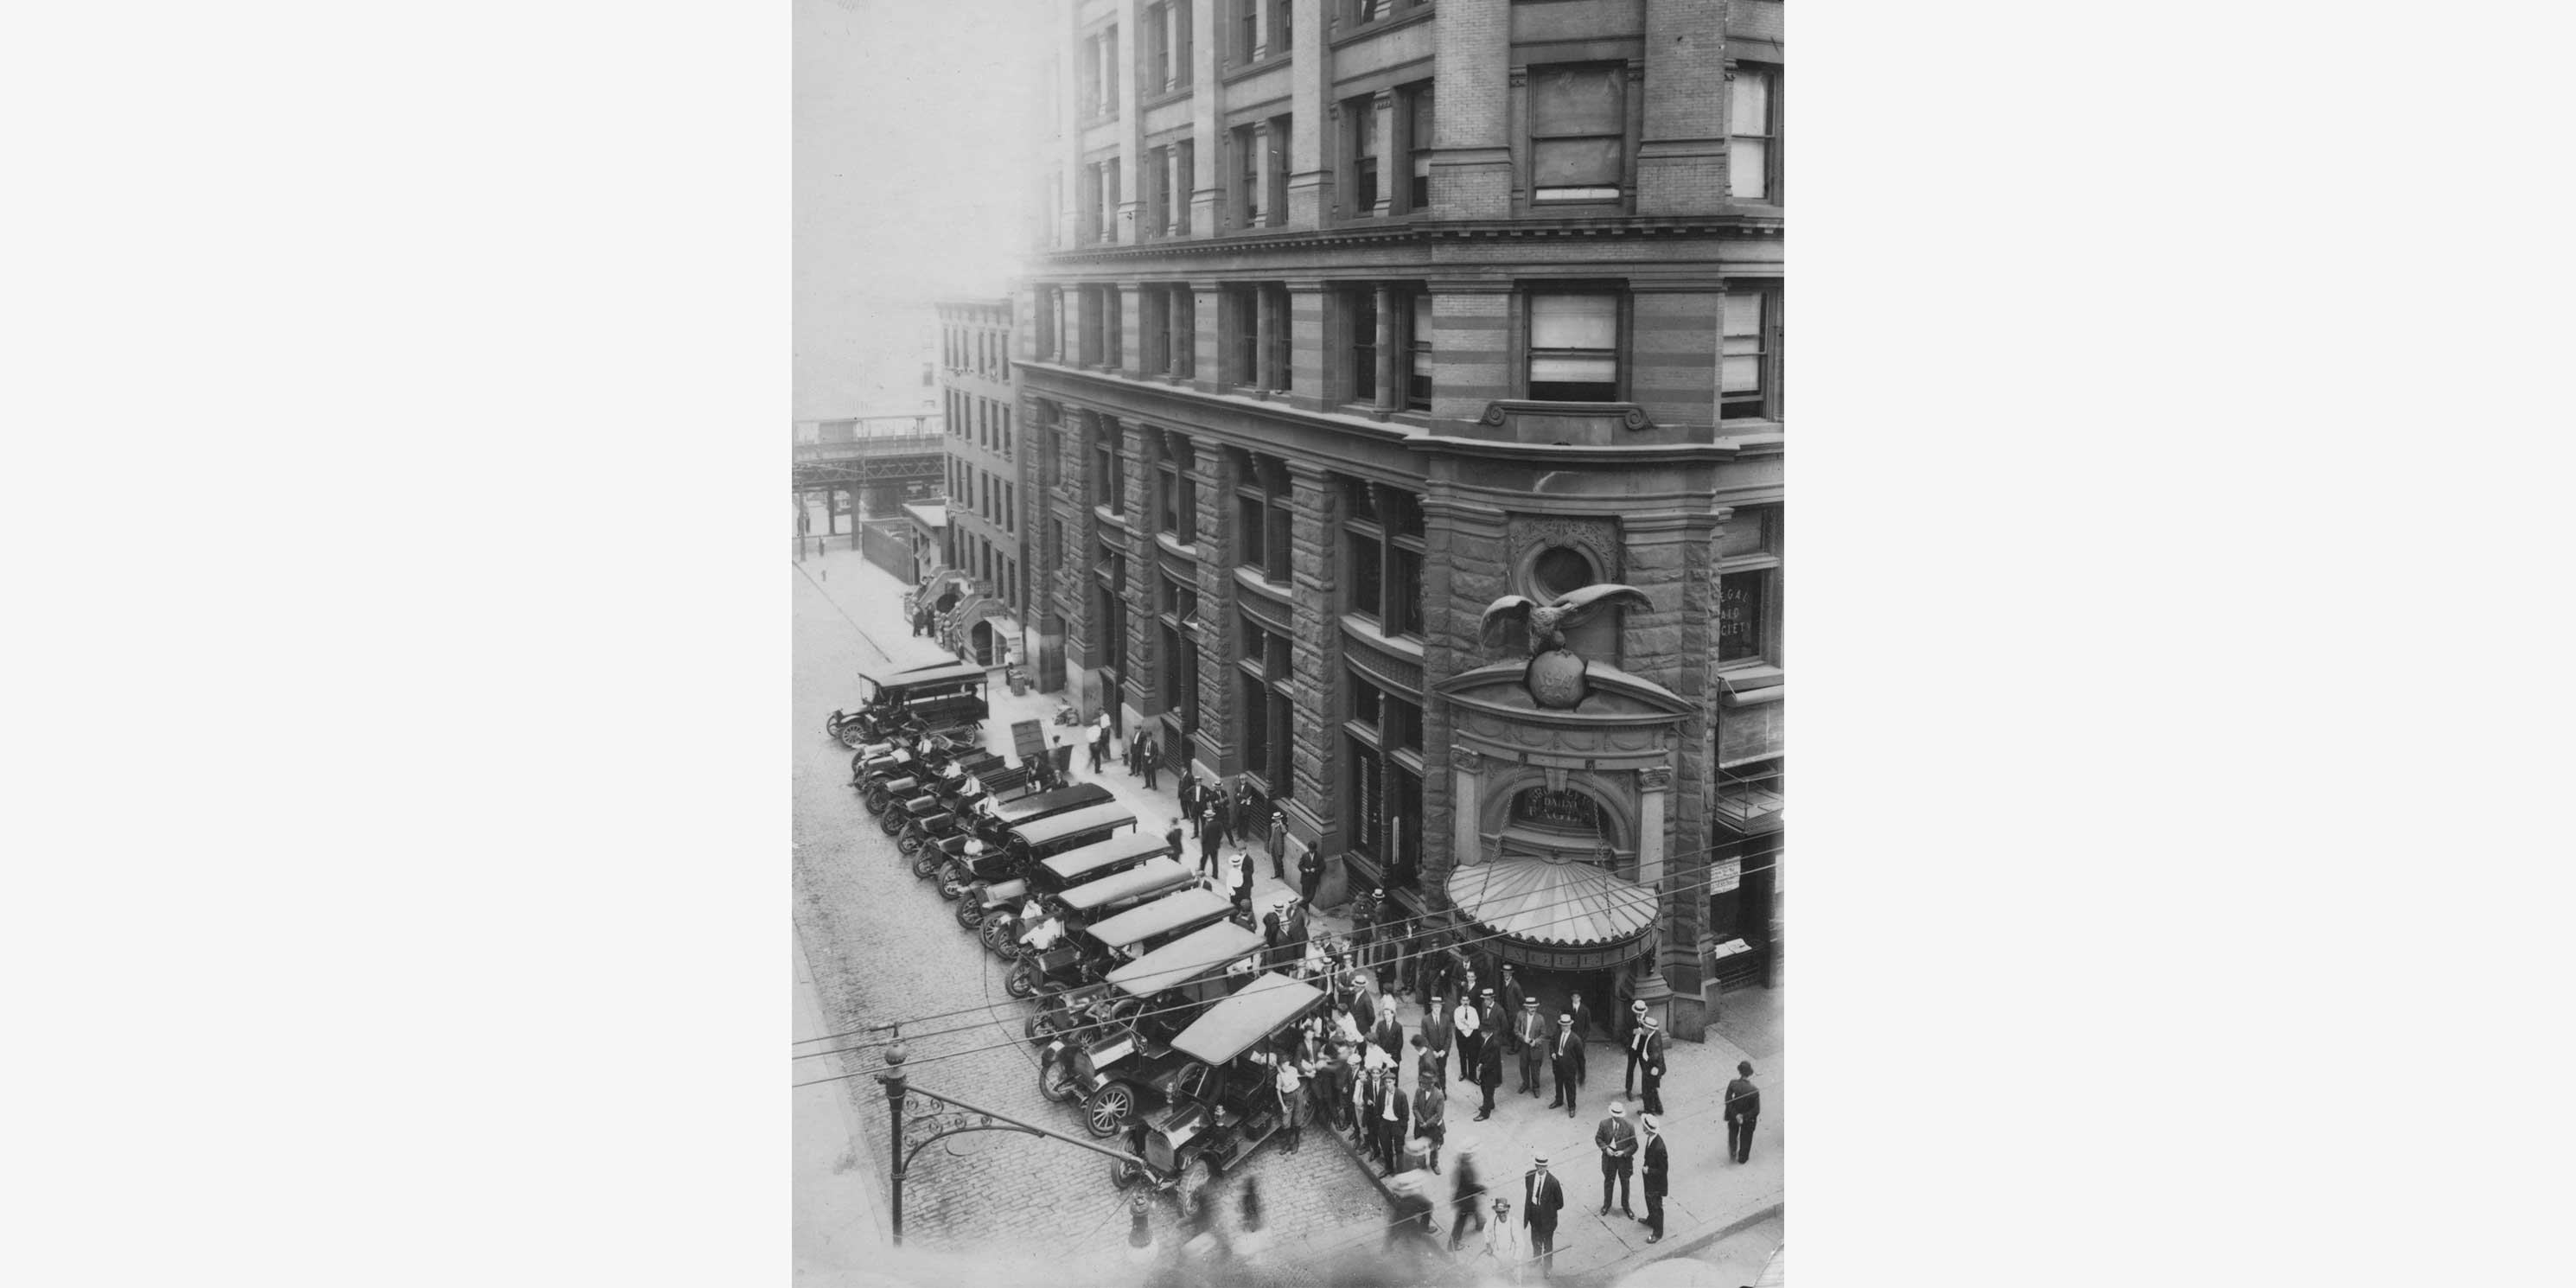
[{"x1": 1478, "y1": 583, "x2": 1655, "y2": 710}]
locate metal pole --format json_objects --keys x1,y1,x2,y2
[{"x1": 883, "y1": 1043, "x2": 908, "y2": 1246}]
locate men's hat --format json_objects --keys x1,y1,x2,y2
[
  {"x1": 1609, "y1": 1102, "x2": 1626, "y2": 1117},
  {"x1": 1482, "y1": 987, "x2": 1495, "y2": 997},
  {"x1": 1522, "y1": 997, "x2": 1538, "y2": 1006},
  {"x1": 1374, "y1": 888, "x2": 1386, "y2": 897},
  {"x1": 1641, "y1": 1113, "x2": 1659, "y2": 1132},
  {"x1": 1631, "y1": 999, "x2": 1648, "y2": 1013},
  {"x1": 1739, "y1": 1061, "x2": 1755, "y2": 1076},
  {"x1": 1532, "y1": 1151, "x2": 1548, "y2": 1164},
  {"x1": 1559, "y1": 1013, "x2": 1572, "y2": 1023},
  {"x1": 1644, "y1": 1017, "x2": 1661, "y2": 1030}
]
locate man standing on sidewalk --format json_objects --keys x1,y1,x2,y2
[
  {"x1": 1419, "y1": 995, "x2": 1451, "y2": 1084},
  {"x1": 1623, "y1": 1000, "x2": 1651, "y2": 1094},
  {"x1": 1500, "y1": 966, "x2": 1527, "y2": 1038},
  {"x1": 1446, "y1": 1145, "x2": 1486, "y2": 1252},
  {"x1": 1636, "y1": 1017, "x2": 1668, "y2": 1117},
  {"x1": 1594, "y1": 1100, "x2": 1637, "y2": 1219},
  {"x1": 1638, "y1": 1113, "x2": 1667, "y2": 1242},
  {"x1": 1514, "y1": 998, "x2": 1546, "y2": 1096},
  {"x1": 1138, "y1": 731, "x2": 1159, "y2": 788},
  {"x1": 1725, "y1": 1060, "x2": 1762, "y2": 1164},
  {"x1": 1414, "y1": 1075, "x2": 1446, "y2": 1174},
  {"x1": 1522, "y1": 1154, "x2": 1565, "y2": 1278},
  {"x1": 1474, "y1": 1023, "x2": 1503, "y2": 1120},
  {"x1": 1452, "y1": 992, "x2": 1482, "y2": 1087},
  {"x1": 1199, "y1": 817, "x2": 1221, "y2": 881},
  {"x1": 1178, "y1": 767, "x2": 1200, "y2": 833},
  {"x1": 1266, "y1": 808, "x2": 1287, "y2": 881},
  {"x1": 1297, "y1": 836, "x2": 1323, "y2": 908},
  {"x1": 1546, "y1": 1013, "x2": 1580, "y2": 1118},
  {"x1": 1164, "y1": 817, "x2": 1185, "y2": 866}
]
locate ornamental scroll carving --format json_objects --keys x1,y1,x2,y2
[
  {"x1": 1511, "y1": 518, "x2": 1622, "y2": 596},
  {"x1": 1637, "y1": 766, "x2": 1674, "y2": 794}
]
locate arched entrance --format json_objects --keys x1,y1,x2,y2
[{"x1": 968, "y1": 620, "x2": 999, "y2": 667}]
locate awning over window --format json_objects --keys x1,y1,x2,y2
[{"x1": 1447, "y1": 858, "x2": 1658, "y2": 971}]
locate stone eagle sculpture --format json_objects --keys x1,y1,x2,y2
[{"x1": 1479, "y1": 583, "x2": 1653, "y2": 709}]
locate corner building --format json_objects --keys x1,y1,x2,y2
[
  {"x1": 933, "y1": 298, "x2": 1030, "y2": 667},
  {"x1": 1015, "y1": 0, "x2": 1783, "y2": 1039}
]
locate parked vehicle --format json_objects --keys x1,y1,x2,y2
[
  {"x1": 912, "y1": 783, "x2": 1114, "y2": 883},
  {"x1": 1099, "y1": 972, "x2": 1329, "y2": 1180},
  {"x1": 1041, "y1": 920, "x2": 1268, "y2": 1133},
  {"x1": 977, "y1": 854, "x2": 1191, "y2": 959},
  {"x1": 863, "y1": 741, "x2": 998, "y2": 816},
  {"x1": 951, "y1": 822, "x2": 1159, "y2": 917},
  {"x1": 965, "y1": 813, "x2": 1154, "y2": 952},
  {"x1": 1013, "y1": 884, "x2": 1243, "y2": 1005},
  {"x1": 834, "y1": 660, "x2": 989, "y2": 749}
]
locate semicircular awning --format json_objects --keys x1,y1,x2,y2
[{"x1": 1447, "y1": 858, "x2": 1657, "y2": 948}]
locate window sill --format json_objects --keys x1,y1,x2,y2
[
  {"x1": 1328, "y1": 6, "x2": 1437, "y2": 51},
  {"x1": 1139, "y1": 84, "x2": 1194, "y2": 111},
  {"x1": 1222, "y1": 51, "x2": 1294, "y2": 84}
]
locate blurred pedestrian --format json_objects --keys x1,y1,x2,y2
[
  {"x1": 1476, "y1": 1196, "x2": 1521, "y2": 1282},
  {"x1": 1447, "y1": 1144, "x2": 1487, "y2": 1251},
  {"x1": 1500, "y1": 966, "x2": 1527, "y2": 1040},
  {"x1": 1164, "y1": 817, "x2": 1184, "y2": 865},
  {"x1": 1198, "y1": 818, "x2": 1221, "y2": 880}
]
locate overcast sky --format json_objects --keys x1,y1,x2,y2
[{"x1": 795, "y1": 0, "x2": 1048, "y2": 418}]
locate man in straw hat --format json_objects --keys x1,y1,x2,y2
[
  {"x1": 1514, "y1": 997, "x2": 1547, "y2": 1096},
  {"x1": 1594, "y1": 1099, "x2": 1638, "y2": 1218},
  {"x1": 1522, "y1": 1150, "x2": 1565, "y2": 1277},
  {"x1": 1636, "y1": 1015, "x2": 1669, "y2": 1116},
  {"x1": 1638, "y1": 1112, "x2": 1669, "y2": 1242},
  {"x1": 1623, "y1": 998, "x2": 1651, "y2": 1094},
  {"x1": 1546, "y1": 1011, "x2": 1581, "y2": 1117}
]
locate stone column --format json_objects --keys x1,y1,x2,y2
[
  {"x1": 1284, "y1": 457, "x2": 1345, "y2": 883},
  {"x1": 1191, "y1": 447, "x2": 1237, "y2": 776},
  {"x1": 1116, "y1": 283, "x2": 1144, "y2": 380},
  {"x1": 1636, "y1": 0, "x2": 1727, "y2": 215},
  {"x1": 1189, "y1": 280, "x2": 1223, "y2": 392},
  {"x1": 1450, "y1": 748, "x2": 1484, "y2": 870},
  {"x1": 1187, "y1": 0, "x2": 1220, "y2": 233},
  {"x1": 1284, "y1": 0, "x2": 1326, "y2": 226},
  {"x1": 1428, "y1": 0, "x2": 1513, "y2": 218}
]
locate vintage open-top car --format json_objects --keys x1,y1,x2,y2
[
  {"x1": 976, "y1": 852, "x2": 1190, "y2": 959},
  {"x1": 967, "y1": 822, "x2": 1161, "y2": 954},
  {"x1": 832, "y1": 660, "x2": 988, "y2": 749},
  {"x1": 961, "y1": 828, "x2": 1170, "y2": 928},
  {"x1": 909, "y1": 781, "x2": 1113, "y2": 880},
  {"x1": 1012, "y1": 884, "x2": 1245, "y2": 1004},
  {"x1": 1100, "y1": 972, "x2": 1329, "y2": 1184},
  {"x1": 1041, "y1": 919, "x2": 1269, "y2": 1134}
]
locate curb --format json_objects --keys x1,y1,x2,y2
[{"x1": 1565, "y1": 1196, "x2": 1784, "y2": 1288}]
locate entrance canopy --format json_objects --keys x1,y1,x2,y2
[{"x1": 1448, "y1": 857, "x2": 1658, "y2": 972}]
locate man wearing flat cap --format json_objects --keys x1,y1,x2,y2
[
  {"x1": 1514, "y1": 998, "x2": 1547, "y2": 1096},
  {"x1": 1522, "y1": 1151, "x2": 1565, "y2": 1277}
]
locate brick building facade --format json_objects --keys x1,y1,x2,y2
[
  {"x1": 1012, "y1": 0, "x2": 1783, "y2": 1039},
  {"x1": 934, "y1": 299, "x2": 1029, "y2": 667}
]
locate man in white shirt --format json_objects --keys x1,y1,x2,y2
[
  {"x1": 1452, "y1": 995, "x2": 1482, "y2": 1088},
  {"x1": 1478, "y1": 1196, "x2": 1524, "y2": 1283}
]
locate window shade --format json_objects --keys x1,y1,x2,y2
[
  {"x1": 1530, "y1": 354, "x2": 1618, "y2": 384},
  {"x1": 1532, "y1": 67, "x2": 1622, "y2": 136},
  {"x1": 1534, "y1": 138, "x2": 1623, "y2": 188},
  {"x1": 1729, "y1": 139, "x2": 1770, "y2": 200},
  {"x1": 1730, "y1": 73, "x2": 1770, "y2": 137},
  {"x1": 1531, "y1": 294, "x2": 1618, "y2": 349}
]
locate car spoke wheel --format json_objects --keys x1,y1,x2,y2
[
  {"x1": 897, "y1": 830, "x2": 923, "y2": 857},
  {"x1": 980, "y1": 917, "x2": 1016, "y2": 955},
  {"x1": 879, "y1": 813, "x2": 906, "y2": 837},
  {"x1": 937, "y1": 877, "x2": 965, "y2": 902},
  {"x1": 1005, "y1": 964, "x2": 1038, "y2": 998},
  {"x1": 954, "y1": 902, "x2": 983, "y2": 930},
  {"x1": 1083, "y1": 1085, "x2": 1133, "y2": 1138},
  {"x1": 1108, "y1": 1157, "x2": 1143, "y2": 1189},
  {"x1": 1041, "y1": 1057, "x2": 1078, "y2": 1104},
  {"x1": 836, "y1": 726, "x2": 867, "y2": 750},
  {"x1": 909, "y1": 847, "x2": 943, "y2": 877}
]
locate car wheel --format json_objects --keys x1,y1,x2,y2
[
  {"x1": 836, "y1": 725, "x2": 867, "y2": 750},
  {"x1": 1083, "y1": 1085, "x2": 1133, "y2": 1138},
  {"x1": 896, "y1": 830, "x2": 923, "y2": 857},
  {"x1": 862, "y1": 789, "x2": 888, "y2": 815},
  {"x1": 1005, "y1": 964, "x2": 1038, "y2": 998},
  {"x1": 910, "y1": 847, "x2": 944, "y2": 877},
  {"x1": 1041, "y1": 1058, "x2": 1078, "y2": 1104},
  {"x1": 937, "y1": 877, "x2": 965, "y2": 902},
  {"x1": 1108, "y1": 1157, "x2": 1144, "y2": 1189},
  {"x1": 979, "y1": 917, "x2": 1016, "y2": 956},
  {"x1": 954, "y1": 902, "x2": 983, "y2": 930},
  {"x1": 878, "y1": 813, "x2": 906, "y2": 837}
]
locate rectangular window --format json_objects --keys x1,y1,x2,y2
[
  {"x1": 1405, "y1": 291, "x2": 1431, "y2": 410},
  {"x1": 1146, "y1": 146, "x2": 1169, "y2": 239},
  {"x1": 1351, "y1": 533, "x2": 1383, "y2": 622},
  {"x1": 1349, "y1": 97, "x2": 1380, "y2": 217},
  {"x1": 1142, "y1": 286, "x2": 1170, "y2": 374},
  {"x1": 1347, "y1": 288, "x2": 1377, "y2": 405},
  {"x1": 1267, "y1": 118, "x2": 1291, "y2": 226},
  {"x1": 1405, "y1": 84, "x2": 1434, "y2": 213},
  {"x1": 1223, "y1": 284, "x2": 1258, "y2": 386},
  {"x1": 1527, "y1": 291, "x2": 1620, "y2": 401},
  {"x1": 1234, "y1": 125, "x2": 1262, "y2": 228},
  {"x1": 1530, "y1": 65, "x2": 1624, "y2": 202},
  {"x1": 1718, "y1": 568, "x2": 1772, "y2": 662},
  {"x1": 1238, "y1": 0, "x2": 1257, "y2": 64},
  {"x1": 1105, "y1": 287, "x2": 1123, "y2": 367},
  {"x1": 1729, "y1": 67, "x2": 1776, "y2": 201},
  {"x1": 1273, "y1": 0, "x2": 1293, "y2": 54},
  {"x1": 1145, "y1": 3, "x2": 1170, "y2": 92},
  {"x1": 1104, "y1": 25, "x2": 1119, "y2": 110},
  {"x1": 1174, "y1": 3, "x2": 1192, "y2": 88},
  {"x1": 1263, "y1": 284, "x2": 1291, "y2": 392},
  {"x1": 1721, "y1": 287, "x2": 1776, "y2": 420}
]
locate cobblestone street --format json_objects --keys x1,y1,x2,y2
[{"x1": 793, "y1": 552, "x2": 1392, "y2": 1279}]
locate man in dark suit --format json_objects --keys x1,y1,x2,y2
[
  {"x1": 1357, "y1": 1068, "x2": 1385, "y2": 1158},
  {"x1": 1413, "y1": 1072, "x2": 1446, "y2": 1174},
  {"x1": 1725, "y1": 1060, "x2": 1761, "y2": 1164},
  {"x1": 1374, "y1": 1069, "x2": 1410, "y2": 1174},
  {"x1": 1297, "y1": 840, "x2": 1323, "y2": 908},
  {"x1": 1638, "y1": 1113, "x2": 1669, "y2": 1242},
  {"x1": 1522, "y1": 1153, "x2": 1565, "y2": 1277},
  {"x1": 1261, "y1": 904, "x2": 1287, "y2": 972},
  {"x1": 1499, "y1": 966, "x2": 1527, "y2": 1048},
  {"x1": 1636, "y1": 1017, "x2": 1669, "y2": 1116},
  {"x1": 1164, "y1": 818, "x2": 1184, "y2": 866},
  {"x1": 1137, "y1": 731, "x2": 1158, "y2": 787},
  {"x1": 1371, "y1": 1004, "x2": 1404, "y2": 1066},
  {"x1": 1476, "y1": 988, "x2": 1505, "y2": 1074},
  {"x1": 1197, "y1": 817, "x2": 1221, "y2": 880},
  {"x1": 1546, "y1": 1012, "x2": 1581, "y2": 1116},
  {"x1": 1231, "y1": 780, "x2": 1255, "y2": 851},
  {"x1": 1419, "y1": 995, "x2": 1451, "y2": 1084},
  {"x1": 1623, "y1": 999, "x2": 1651, "y2": 1094},
  {"x1": 1514, "y1": 998, "x2": 1546, "y2": 1095},
  {"x1": 1474, "y1": 1025, "x2": 1503, "y2": 1120},
  {"x1": 1446, "y1": 1145, "x2": 1485, "y2": 1251},
  {"x1": 1565, "y1": 992, "x2": 1591, "y2": 1091},
  {"x1": 1179, "y1": 769, "x2": 1200, "y2": 833},
  {"x1": 1350, "y1": 978, "x2": 1379, "y2": 1035},
  {"x1": 1594, "y1": 1100, "x2": 1637, "y2": 1218}
]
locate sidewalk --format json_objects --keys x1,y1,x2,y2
[{"x1": 804, "y1": 548, "x2": 1783, "y2": 1285}]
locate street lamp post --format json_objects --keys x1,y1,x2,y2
[{"x1": 883, "y1": 1043, "x2": 909, "y2": 1244}]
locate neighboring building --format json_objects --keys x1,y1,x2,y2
[
  {"x1": 933, "y1": 299, "x2": 1029, "y2": 667},
  {"x1": 1012, "y1": 0, "x2": 1783, "y2": 1039}
]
